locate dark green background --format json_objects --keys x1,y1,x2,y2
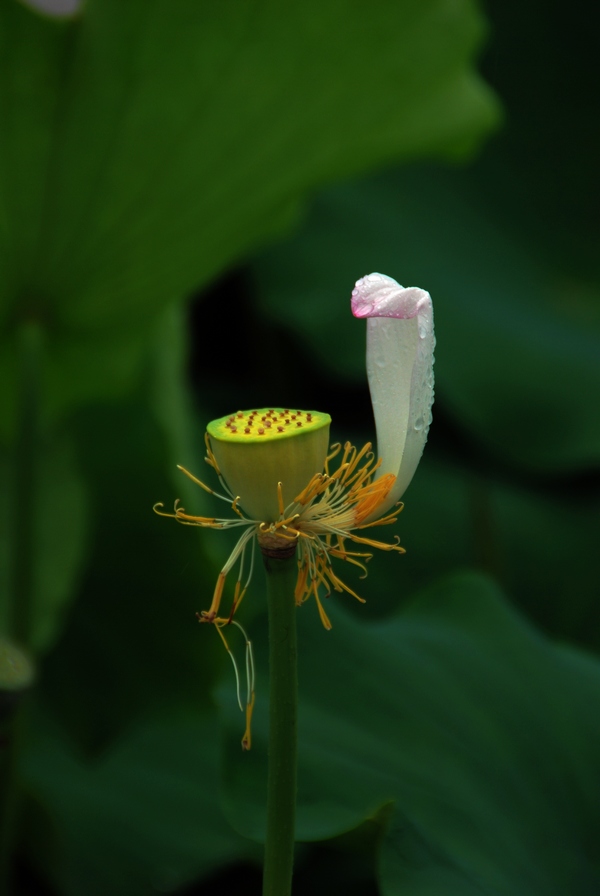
[{"x1": 0, "y1": 0, "x2": 598, "y2": 893}]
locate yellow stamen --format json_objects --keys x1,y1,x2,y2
[
  {"x1": 204, "y1": 431, "x2": 222, "y2": 475},
  {"x1": 333, "y1": 535, "x2": 373, "y2": 562},
  {"x1": 200, "y1": 571, "x2": 226, "y2": 622},
  {"x1": 241, "y1": 691, "x2": 256, "y2": 750},
  {"x1": 293, "y1": 472, "x2": 326, "y2": 506},
  {"x1": 322, "y1": 564, "x2": 366, "y2": 603},
  {"x1": 341, "y1": 441, "x2": 372, "y2": 484},
  {"x1": 354, "y1": 472, "x2": 396, "y2": 523},
  {"x1": 227, "y1": 579, "x2": 247, "y2": 622},
  {"x1": 347, "y1": 532, "x2": 405, "y2": 552},
  {"x1": 177, "y1": 464, "x2": 221, "y2": 496},
  {"x1": 358, "y1": 503, "x2": 404, "y2": 529},
  {"x1": 345, "y1": 458, "x2": 381, "y2": 494},
  {"x1": 294, "y1": 562, "x2": 309, "y2": 605},
  {"x1": 212, "y1": 622, "x2": 245, "y2": 711},
  {"x1": 173, "y1": 510, "x2": 218, "y2": 525},
  {"x1": 313, "y1": 587, "x2": 332, "y2": 630},
  {"x1": 340, "y1": 441, "x2": 354, "y2": 469},
  {"x1": 324, "y1": 442, "x2": 342, "y2": 475},
  {"x1": 153, "y1": 501, "x2": 222, "y2": 527},
  {"x1": 328, "y1": 547, "x2": 371, "y2": 576}
]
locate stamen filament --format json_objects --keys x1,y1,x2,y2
[
  {"x1": 214, "y1": 623, "x2": 243, "y2": 711},
  {"x1": 242, "y1": 693, "x2": 255, "y2": 751},
  {"x1": 313, "y1": 587, "x2": 332, "y2": 630},
  {"x1": 176, "y1": 464, "x2": 233, "y2": 503}
]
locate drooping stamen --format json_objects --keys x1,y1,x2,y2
[
  {"x1": 313, "y1": 585, "x2": 332, "y2": 630},
  {"x1": 177, "y1": 462, "x2": 233, "y2": 504},
  {"x1": 294, "y1": 562, "x2": 309, "y2": 606},
  {"x1": 201, "y1": 571, "x2": 226, "y2": 622},
  {"x1": 214, "y1": 622, "x2": 243, "y2": 711},
  {"x1": 211, "y1": 618, "x2": 256, "y2": 749},
  {"x1": 242, "y1": 693, "x2": 256, "y2": 751}
]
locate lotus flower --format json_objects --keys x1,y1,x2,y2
[{"x1": 154, "y1": 273, "x2": 434, "y2": 746}]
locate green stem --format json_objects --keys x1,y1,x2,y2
[
  {"x1": 0, "y1": 320, "x2": 42, "y2": 892},
  {"x1": 10, "y1": 320, "x2": 42, "y2": 648},
  {"x1": 263, "y1": 555, "x2": 298, "y2": 896}
]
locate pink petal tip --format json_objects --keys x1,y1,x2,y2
[{"x1": 351, "y1": 273, "x2": 430, "y2": 320}]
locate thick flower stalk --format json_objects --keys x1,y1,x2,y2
[{"x1": 154, "y1": 273, "x2": 434, "y2": 748}]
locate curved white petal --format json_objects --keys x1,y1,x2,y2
[{"x1": 351, "y1": 272, "x2": 435, "y2": 517}]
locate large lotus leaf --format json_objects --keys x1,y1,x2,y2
[
  {"x1": 252, "y1": 166, "x2": 600, "y2": 472},
  {"x1": 489, "y1": 476, "x2": 600, "y2": 650},
  {"x1": 36, "y1": 383, "x2": 227, "y2": 752},
  {"x1": 22, "y1": 705, "x2": 255, "y2": 896},
  {"x1": 0, "y1": 0, "x2": 498, "y2": 434},
  {"x1": 333, "y1": 453, "x2": 473, "y2": 621},
  {"x1": 476, "y1": 0, "x2": 599, "y2": 273},
  {"x1": 220, "y1": 572, "x2": 600, "y2": 894},
  {"x1": 336, "y1": 452, "x2": 600, "y2": 652}
]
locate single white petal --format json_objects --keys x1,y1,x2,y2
[{"x1": 351, "y1": 273, "x2": 435, "y2": 517}]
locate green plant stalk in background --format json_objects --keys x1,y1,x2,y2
[
  {"x1": 263, "y1": 555, "x2": 299, "y2": 896},
  {"x1": 10, "y1": 320, "x2": 42, "y2": 647},
  {"x1": 0, "y1": 320, "x2": 42, "y2": 892}
]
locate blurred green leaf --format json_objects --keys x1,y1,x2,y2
[
  {"x1": 221, "y1": 572, "x2": 600, "y2": 894},
  {"x1": 0, "y1": 637, "x2": 34, "y2": 691},
  {"x1": 23, "y1": 704, "x2": 255, "y2": 896},
  {"x1": 475, "y1": 0, "x2": 600, "y2": 274},
  {"x1": 150, "y1": 305, "x2": 202, "y2": 491},
  {"x1": 338, "y1": 454, "x2": 474, "y2": 620},
  {"x1": 335, "y1": 453, "x2": 600, "y2": 652},
  {"x1": 16, "y1": 321, "x2": 256, "y2": 891},
  {"x1": 488, "y1": 477, "x2": 600, "y2": 650},
  {"x1": 37, "y1": 390, "x2": 223, "y2": 751},
  {"x1": 0, "y1": 429, "x2": 87, "y2": 655},
  {"x1": 0, "y1": 0, "x2": 498, "y2": 432},
  {"x1": 253, "y1": 166, "x2": 600, "y2": 471}
]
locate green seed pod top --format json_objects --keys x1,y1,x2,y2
[{"x1": 207, "y1": 408, "x2": 331, "y2": 522}]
